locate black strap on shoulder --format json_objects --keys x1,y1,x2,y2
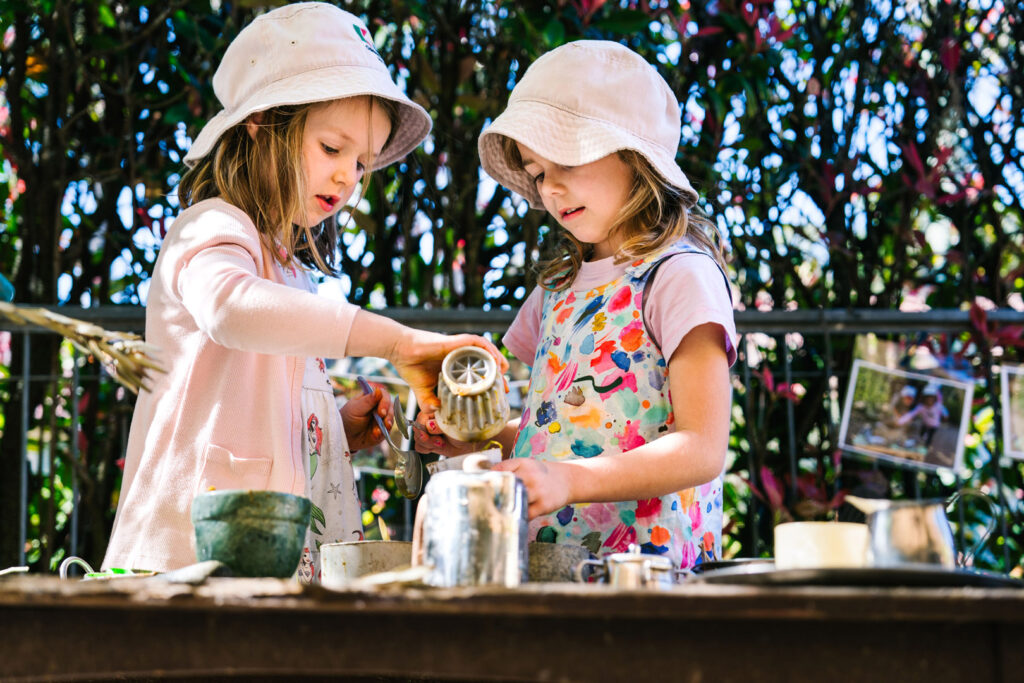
[{"x1": 641, "y1": 251, "x2": 733, "y2": 357}]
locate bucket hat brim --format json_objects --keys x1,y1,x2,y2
[
  {"x1": 184, "y1": 64, "x2": 431, "y2": 170},
  {"x1": 478, "y1": 100, "x2": 698, "y2": 209}
]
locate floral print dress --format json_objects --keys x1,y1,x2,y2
[
  {"x1": 278, "y1": 256, "x2": 362, "y2": 583},
  {"x1": 511, "y1": 242, "x2": 729, "y2": 569}
]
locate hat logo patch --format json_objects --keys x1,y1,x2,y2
[{"x1": 352, "y1": 23, "x2": 384, "y2": 64}]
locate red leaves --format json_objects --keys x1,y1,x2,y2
[
  {"x1": 749, "y1": 465, "x2": 785, "y2": 511},
  {"x1": 573, "y1": 0, "x2": 608, "y2": 23},
  {"x1": 939, "y1": 37, "x2": 961, "y2": 72},
  {"x1": 970, "y1": 301, "x2": 1024, "y2": 351},
  {"x1": 768, "y1": 15, "x2": 794, "y2": 42},
  {"x1": 753, "y1": 366, "x2": 803, "y2": 403},
  {"x1": 746, "y1": 466, "x2": 846, "y2": 522},
  {"x1": 900, "y1": 142, "x2": 975, "y2": 206}
]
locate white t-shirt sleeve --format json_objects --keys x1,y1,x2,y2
[
  {"x1": 645, "y1": 254, "x2": 738, "y2": 366},
  {"x1": 502, "y1": 286, "x2": 545, "y2": 366}
]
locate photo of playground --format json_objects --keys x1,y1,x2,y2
[
  {"x1": 1003, "y1": 365, "x2": 1024, "y2": 461},
  {"x1": 839, "y1": 360, "x2": 974, "y2": 472}
]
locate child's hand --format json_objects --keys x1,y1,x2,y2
[
  {"x1": 341, "y1": 382, "x2": 393, "y2": 452},
  {"x1": 411, "y1": 411, "x2": 476, "y2": 458},
  {"x1": 390, "y1": 330, "x2": 508, "y2": 411},
  {"x1": 491, "y1": 458, "x2": 571, "y2": 519}
]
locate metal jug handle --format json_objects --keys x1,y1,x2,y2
[
  {"x1": 947, "y1": 487, "x2": 999, "y2": 567},
  {"x1": 59, "y1": 556, "x2": 95, "y2": 579},
  {"x1": 410, "y1": 492, "x2": 429, "y2": 568},
  {"x1": 573, "y1": 558, "x2": 605, "y2": 583}
]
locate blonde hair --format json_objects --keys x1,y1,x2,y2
[
  {"x1": 177, "y1": 96, "x2": 399, "y2": 276},
  {"x1": 499, "y1": 137, "x2": 726, "y2": 291}
]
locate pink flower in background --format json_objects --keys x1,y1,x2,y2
[
  {"x1": 371, "y1": 486, "x2": 390, "y2": 506},
  {"x1": 0, "y1": 331, "x2": 10, "y2": 366},
  {"x1": 752, "y1": 367, "x2": 803, "y2": 403}
]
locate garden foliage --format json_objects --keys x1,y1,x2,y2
[{"x1": 0, "y1": 0, "x2": 1021, "y2": 571}]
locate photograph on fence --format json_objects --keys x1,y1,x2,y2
[
  {"x1": 1002, "y1": 364, "x2": 1024, "y2": 460},
  {"x1": 854, "y1": 333, "x2": 975, "y2": 384},
  {"x1": 838, "y1": 360, "x2": 974, "y2": 472}
]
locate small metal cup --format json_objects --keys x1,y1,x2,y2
[{"x1": 575, "y1": 545, "x2": 682, "y2": 589}]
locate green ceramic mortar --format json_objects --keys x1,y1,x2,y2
[{"x1": 191, "y1": 489, "x2": 311, "y2": 578}]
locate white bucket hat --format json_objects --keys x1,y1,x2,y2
[
  {"x1": 478, "y1": 40, "x2": 697, "y2": 209},
  {"x1": 184, "y1": 2, "x2": 431, "y2": 169}
]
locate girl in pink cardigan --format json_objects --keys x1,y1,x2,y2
[{"x1": 102, "y1": 4, "x2": 505, "y2": 576}]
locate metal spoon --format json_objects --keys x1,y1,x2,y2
[
  {"x1": 356, "y1": 376, "x2": 423, "y2": 499},
  {"x1": 393, "y1": 399, "x2": 429, "y2": 441}
]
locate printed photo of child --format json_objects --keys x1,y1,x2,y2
[
  {"x1": 839, "y1": 360, "x2": 973, "y2": 472},
  {"x1": 1002, "y1": 365, "x2": 1024, "y2": 460}
]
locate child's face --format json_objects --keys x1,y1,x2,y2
[
  {"x1": 299, "y1": 97, "x2": 392, "y2": 228},
  {"x1": 516, "y1": 142, "x2": 632, "y2": 260}
]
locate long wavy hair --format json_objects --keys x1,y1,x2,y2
[
  {"x1": 177, "y1": 96, "x2": 399, "y2": 276},
  {"x1": 500, "y1": 137, "x2": 727, "y2": 291}
]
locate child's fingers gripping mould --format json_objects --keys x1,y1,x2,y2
[
  {"x1": 100, "y1": 3, "x2": 501, "y2": 581},
  {"x1": 479, "y1": 41, "x2": 739, "y2": 572}
]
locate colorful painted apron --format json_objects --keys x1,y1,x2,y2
[{"x1": 511, "y1": 242, "x2": 729, "y2": 569}]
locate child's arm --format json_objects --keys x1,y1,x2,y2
[
  {"x1": 493, "y1": 323, "x2": 731, "y2": 519},
  {"x1": 896, "y1": 405, "x2": 921, "y2": 426},
  {"x1": 175, "y1": 210, "x2": 505, "y2": 406},
  {"x1": 410, "y1": 286, "x2": 541, "y2": 458},
  {"x1": 346, "y1": 310, "x2": 507, "y2": 413}
]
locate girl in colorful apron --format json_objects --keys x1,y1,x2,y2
[
  {"x1": 415, "y1": 40, "x2": 739, "y2": 570},
  {"x1": 510, "y1": 242, "x2": 733, "y2": 568}
]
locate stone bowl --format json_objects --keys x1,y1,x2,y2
[
  {"x1": 191, "y1": 489, "x2": 311, "y2": 578},
  {"x1": 528, "y1": 542, "x2": 595, "y2": 583}
]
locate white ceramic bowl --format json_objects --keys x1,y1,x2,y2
[
  {"x1": 773, "y1": 521, "x2": 869, "y2": 570},
  {"x1": 320, "y1": 540, "x2": 412, "y2": 589}
]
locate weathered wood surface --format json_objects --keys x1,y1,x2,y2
[{"x1": 2, "y1": 575, "x2": 1022, "y2": 682}]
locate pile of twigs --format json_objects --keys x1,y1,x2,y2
[{"x1": 0, "y1": 302, "x2": 164, "y2": 394}]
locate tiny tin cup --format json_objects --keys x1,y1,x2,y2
[{"x1": 576, "y1": 545, "x2": 681, "y2": 589}]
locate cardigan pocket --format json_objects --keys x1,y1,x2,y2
[{"x1": 196, "y1": 443, "x2": 272, "y2": 493}]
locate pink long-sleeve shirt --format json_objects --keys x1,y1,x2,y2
[{"x1": 102, "y1": 198, "x2": 359, "y2": 571}]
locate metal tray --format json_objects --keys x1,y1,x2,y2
[
  {"x1": 690, "y1": 562, "x2": 1023, "y2": 588},
  {"x1": 690, "y1": 558, "x2": 775, "y2": 574}
]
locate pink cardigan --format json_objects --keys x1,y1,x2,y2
[{"x1": 102, "y1": 199, "x2": 359, "y2": 571}]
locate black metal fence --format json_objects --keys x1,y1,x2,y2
[{"x1": 3, "y1": 306, "x2": 1022, "y2": 570}]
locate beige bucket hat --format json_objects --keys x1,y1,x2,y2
[
  {"x1": 184, "y1": 2, "x2": 431, "y2": 169},
  {"x1": 478, "y1": 40, "x2": 697, "y2": 209}
]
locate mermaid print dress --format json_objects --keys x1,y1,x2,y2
[{"x1": 277, "y1": 255, "x2": 363, "y2": 583}]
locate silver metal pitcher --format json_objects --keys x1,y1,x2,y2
[
  {"x1": 845, "y1": 488, "x2": 997, "y2": 569},
  {"x1": 411, "y1": 454, "x2": 528, "y2": 587}
]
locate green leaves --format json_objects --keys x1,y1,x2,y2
[
  {"x1": 97, "y1": 4, "x2": 116, "y2": 28},
  {"x1": 590, "y1": 9, "x2": 652, "y2": 35}
]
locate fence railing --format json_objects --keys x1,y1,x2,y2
[{"x1": 2, "y1": 306, "x2": 1022, "y2": 569}]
